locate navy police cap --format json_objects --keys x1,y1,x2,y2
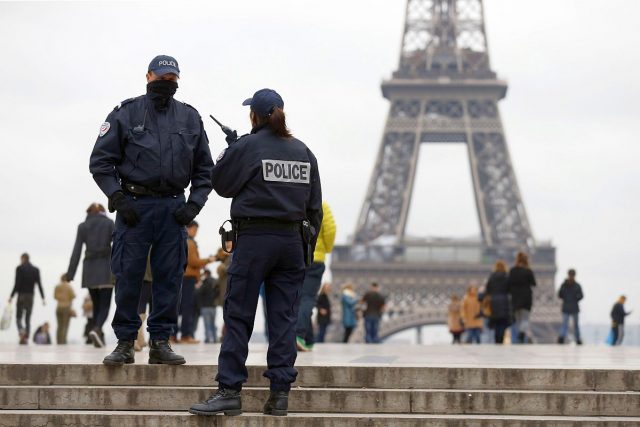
[
  {"x1": 242, "y1": 88, "x2": 284, "y2": 117},
  {"x1": 148, "y1": 55, "x2": 180, "y2": 77}
]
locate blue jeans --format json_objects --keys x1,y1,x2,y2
[
  {"x1": 200, "y1": 306, "x2": 217, "y2": 343},
  {"x1": 559, "y1": 312, "x2": 580, "y2": 341},
  {"x1": 316, "y1": 323, "x2": 329, "y2": 343},
  {"x1": 295, "y1": 262, "x2": 325, "y2": 345},
  {"x1": 465, "y1": 328, "x2": 482, "y2": 344},
  {"x1": 364, "y1": 316, "x2": 381, "y2": 343},
  {"x1": 179, "y1": 277, "x2": 197, "y2": 338}
]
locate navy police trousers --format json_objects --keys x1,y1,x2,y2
[
  {"x1": 216, "y1": 228, "x2": 305, "y2": 392},
  {"x1": 111, "y1": 194, "x2": 187, "y2": 341}
]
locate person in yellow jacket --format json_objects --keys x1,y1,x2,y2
[{"x1": 296, "y1": 201, "x2": 336, "y2": 351}]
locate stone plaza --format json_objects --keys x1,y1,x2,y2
[{"x1": 0, "y1": 343, "x2": 638, "y2": 426}]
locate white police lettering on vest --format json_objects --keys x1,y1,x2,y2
[{"x1": 262, "y1": 160, "x2": 310, "y2": 184}]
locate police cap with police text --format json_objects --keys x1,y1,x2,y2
[
  {"x1": 148, "y1": 55, "x2": 180, "y2": 77},
  {"x1": 242, "y1": 88, "x2": 284, "y2": 117}
]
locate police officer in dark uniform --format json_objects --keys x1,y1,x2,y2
[
  {"x1": 89, "y1": 55, "x2": 214, "y2": 366},
  {"x1": 189, "y1": 89, "x2": 322, "y2": 416}
]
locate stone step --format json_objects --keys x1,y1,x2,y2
[
  {"x1": 1, "y1": 363, "x2": 637, "y2": 391},
  {"x1": 1, "y1": 386, "x2": 639, "y2": 417},
  {"x1": 1, "y1": 410, "x2": 640, "y2": 427}
]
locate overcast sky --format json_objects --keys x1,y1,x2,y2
[{"x1": 0, "y1": 0, "x2": 638, "y2": 343}]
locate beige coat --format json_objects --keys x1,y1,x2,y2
[
  {"x1": 460, "y1": 293, "x2": 484, "y2": 329},
  {"x1": 447, "y1": 301, "x2": 464, "y2": 332},
  {"x1": 54, "y1": 282, "x2": 76, "y2": 308}
]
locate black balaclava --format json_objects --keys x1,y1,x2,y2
[{"x1": 147, "y1": 80, "x2": 178, "y2": 110}]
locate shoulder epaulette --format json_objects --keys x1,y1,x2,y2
[
  {"x1": 181, "y1": 101, "x2": 199, "y2": 112},
  {"x1": 114, "y1": 97, "x2": 136, "y2": 111}
]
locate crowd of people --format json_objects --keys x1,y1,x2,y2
[
  {"x1": 3, "y1": 246, "x2": 633, "y2": 347},
  {"x1": 446, "y1": 252, "x2": 632, "y2": 345},
  {"x1": 3, "y1": 204, "x2": 232, "y2": 348}
]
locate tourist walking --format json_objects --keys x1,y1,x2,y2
[
  {"x1": 82, "y1": 294, "x2": 94, "y2": 344},
  {"x1": 65, "y1": 203, "x2": 114, "y2": 349},
  {"x1": 197, "y1": 269, "x2": 220, "y2": 343},
  {"x1": 8, "y1": 253, "x2": 45, "y2": 345},
  {"x1": 54, "y1": 274, "x2": 76, "y2": 344},
  {"x1": 180, "y1": 221, "x2": 215, "y2": 344},
  {"x1": 460, "y1": 285, "x2": 483, "y2": 344},
  {"x1": 507, "y1": 252, "x2": 536, "y2": 343},
  {"x1": 90, "y1": 55, "x2": 214, "y2": 366},
  {"x1": 296, "y1": 201, "x2": 336, "y2": 352},
  {"x1": 341, "y1": 283, "x2": 358, "y2": 343},
  {"x1": 485, "y1": 260, "x2": 511, "y2": 344},
  {"x1": 610, "y1": 296, "x2": 631, "y2": 345},
  {"x1": 361, "y1": 283, "x2": 386, "y2": 344},
  {"x1": 315, "y1": 283, "x2": 332, "y2": 343},
  {"x1": 190, "y1": 88, "x2": 322, "y2": 417},
  {"x1": 447, "y1": 295, "x2": 464, "y2": 344},
  {"x1": 557, "y1": 269, "x2": 584, "y2": 345}
]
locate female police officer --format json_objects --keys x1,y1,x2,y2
[{"x1": 189, "y1": 89, "x2": 322, "y2": 417}]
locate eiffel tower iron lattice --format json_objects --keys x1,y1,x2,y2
[{"x1": 329, "y1": 0, "x2": 559, "y2": 343}]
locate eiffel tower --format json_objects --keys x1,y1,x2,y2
[{"x1": 330, "y1": 0, "x2": 559, "y2": 343}]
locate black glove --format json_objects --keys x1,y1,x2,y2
[
  {"x1": 225, "y1": 130, "x2": 238, "y2": 145},
  {"x1": 109, "y1": 191, "x2": 140, "y2": 227},
  {"x1": 174, "y1": 202, "x2": 201, "y2": 225}
]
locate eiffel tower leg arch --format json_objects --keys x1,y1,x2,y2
[{"x1": 331, "y1": 0, "x2": 559, "y2": 343}]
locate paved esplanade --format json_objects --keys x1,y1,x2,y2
[
  {"x1": 1, "y1": 344, "x2": 639, "y2": 426},
  {"x1": 0, "y1": 343, "x2": 639, "y2": 368}
]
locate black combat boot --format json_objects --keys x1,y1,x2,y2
[
  {"x1": 148, "y1": 339, "x2": 186, "y2": 365},
  {"x1": 263, "y1": 391, "x2": 289, "y2": 416},
  {"x1": 103, "y1": 340, "x2": 135, "y2": 366},
  {"x1": 189, "y1": 387, "x2": 242, "y2": 416}
]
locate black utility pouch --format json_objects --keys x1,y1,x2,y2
[
  {"x1": 301, "y1": 220, "x2": 313, "y2": 267},
  {"x1": 219, "y1": 220, "x2": 238, "y2": 254}
]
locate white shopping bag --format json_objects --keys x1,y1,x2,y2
[{"x1": 0, "y1": 304, "x2": 12, "y2": 330}]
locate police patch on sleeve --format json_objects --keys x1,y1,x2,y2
[
  {"x1": 262, "y1": 159, "x2": 311, "y2": 184},
  {"x1": 216, "y1": 148, "x2": 227, "y2": 162},
  {"x1": 99, "y1": 122, "x2": 111, "y2": 137}
]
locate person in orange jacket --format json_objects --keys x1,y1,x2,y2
[{"x1": 177, "y1": 221, "x2": 215, "y2": 344}]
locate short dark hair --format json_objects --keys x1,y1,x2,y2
[
  {"x1": 21, "y1": 253, "x2": 29, "y2": 261},
  {"x1": 568, "y1": 269, "x2": 576, "y2": 277},
  {"x1": 187, "y1": 221, "x2": 199, "y2": 228},
  {"x1": 371, "y1": 282, "x2": 379, "y2": 288},
  {"x1": 204, "y1": 269, "x2": 211, "y2": 276}
]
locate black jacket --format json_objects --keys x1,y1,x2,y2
[
  {"x1": 197, "y1": 277, "x2": 219, "y2": 309},
  {"x1": 611, "y1": 303, "x2": 630, "y2": 325},
  {"x1": 486, "y1": 271, "x2": 510, "y2": 320},
  {"x1": 11, "y1": 262, "x2": 44, "y2": 299},
  {"x1": 316, "y1": 293, "x2": 331, "y2": 326},
  {"x1": 507, "y1": 266, "x2": 537, "y2": 311},
  {"x1": 66, "y1": 213, "x2": 115, "y2": 288},
  {"x1": 89, "y1": 94, "x2": 214, "y2": 208},
  {"x1": 558, "y1": 280, "x2": 583, "y2": 314},
  {"x1": 211, "y1": 126, "x2": 323, "y2": 251}
]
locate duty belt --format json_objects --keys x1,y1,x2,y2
[
  {"x1": 235, "y1": 218, "x2": 301, "y2": 233},
  {"x1": 123, "y1": 182, "x2": 183, "y2": 198}
]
